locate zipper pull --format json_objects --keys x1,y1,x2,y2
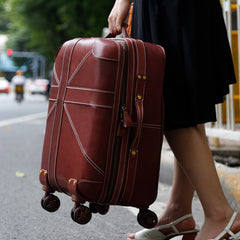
[{"x1": 122, "y1": 105, "x2": 133, "y2": 128}]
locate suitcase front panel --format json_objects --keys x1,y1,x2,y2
[{"x1": 41, "y1": 38, "x2": 127, "y2": 201}]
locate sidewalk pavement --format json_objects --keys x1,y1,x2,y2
[
  {"x1": 128, "y1": 138, "x2": 240, "y2": 240},
  {"x1": 160, "y1": 138, "x2": 240, "y2": 213}
]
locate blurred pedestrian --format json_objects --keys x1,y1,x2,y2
[
  {"x1": 12, "y1": 70, "x2": 26, "y2": 102},
  {"x1": 108, "y1": 0, "x2": 240, "y2": 239}
]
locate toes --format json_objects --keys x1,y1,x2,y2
[{"x1": 127, "y1": 233, "x2": 135, "y2": 239}]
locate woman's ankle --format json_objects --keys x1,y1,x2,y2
[
  {"x1": 204, "y1": 206, "x2": 234, "y2": 223},
  {"x1": 159, "y1": 202, "x2": 192, "y2": 223},
  {"x1": 157, "y1": 205, "x2": 195, "y2": 231},
  {"x1": 196, "y1": 212, "x2": 240, "y2": 240}
]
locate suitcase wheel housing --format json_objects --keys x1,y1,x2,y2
[
  {"x1": 71, "y1": 205, "x2": 92, "y2": 224},
  {"x1": 89, "y1": 203, "x2": 109, "y2": 215},
  {"x1": 137, "y1": 209, "x2": 158, "y2": 229},
  {"x1": 41, "y1": 194, "x2": 60, "y2": 212}
]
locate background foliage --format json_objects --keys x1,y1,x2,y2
[{"x1": 3, "y1": 0, "x2": 113, "y2": 65}]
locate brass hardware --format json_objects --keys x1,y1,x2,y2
[
  {"x1": 68, "y1": 179, "x2": 77, "y2": 185},
  {"x1": 137, "y1": 94, "x2": 143, "y2": 100},
  {"x1": 122, "y1": 105, "x2": 127, "y2": 111},
  {"x1": 137, "y1": 75, "x2": 147, "y2": 80},
  {"x1": 131, "y1": 150, "x2": 137, "y2": 156},
  {"x1": 40, "y1": 170, "x2": 43, "y2": 175},
  {"x1": 43, "y1": 172, "x2": 47, "y2": 176}
]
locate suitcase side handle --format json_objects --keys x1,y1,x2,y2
[{"x1": 129, "y1": 40, "x2": 146, "y2": 160}]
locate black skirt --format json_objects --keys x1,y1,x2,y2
[{"x1": 131, "y1": 0, "x2": 236, "y2": 130}]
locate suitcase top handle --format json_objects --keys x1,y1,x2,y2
[{"x1": 106, "y1": 25, "x2": 130, "y2": 39}]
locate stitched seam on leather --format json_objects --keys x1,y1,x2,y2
[
  {"x1": 47, "y1": 106, "x2": 58, "y2": 189},
  {"x1": 110, "y1": 43, "x2": 126, "y2": 204},
  {"x1": 92, "y1": 49, "x2": 119, "y2": 61},
  {"x1": 66, "y1": 86, "x2": 114, "y2": 94},
  {"x1": 53, "y1": 43, "x2": 71, "y2": 189},
  {"x1": 132, "y1": 123, "x2": 162, "y2": 129},
  {"x1": 64, "y1": 100, "x2": 112, "y2": 109},
  {"x1": 53, "y1": 64, "x2": 60, "y2": 85},
  {"x1": 77, "y1": 180, "x2": 103, "y2": 184},
  {"x1": 48, "y1": 98, "x2": 57, "y2": 102},
  {"x1": 141, "y1": 40, "x2": 147, "y2": 74},
  {"x1": 120, "y1": 39, "x2": 136, "y2": 203},
  {"x1": 98, "y1": 41, "x2": 122, "y2": 202},
  {"x1": 46, "y1": 102, "x2": 57, "y2": 120},
  {"x1": 115, "y1": 38, "x2": 135, "y2": 203},
  {"x1": 67, "y1": 49, "x2": 92, "y2": 85},
  {"x1": 109, "y1": 41, "x2": 129, "y2": 204},
  {"x1": 64, "y1": 103, "x2": 104, "y2": 176},
  {"x1": 128, "y1": 41, "x2": 147, "y2": 203},
  {"x1": 126, "y1": 40, "x2": 139, "y2": 203},
  {"x1": 53, "y1": 41, "x2": 78, "y2": 190},
  {"x1": 47, "y1": 44, "x2": 68, "y2": 188}
]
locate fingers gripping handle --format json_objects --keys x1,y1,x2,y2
[{"x1": 106, "y1": 25, "x2": 130, "y2": 38}]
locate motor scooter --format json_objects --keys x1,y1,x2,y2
[{"x1": 15, "y1": 84, "x2": 24, "y2": 103}]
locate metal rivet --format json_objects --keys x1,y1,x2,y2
[
  {"x1": 131, "y1": 150, "x2": 137, "y2": 156},
  {"x1": 137, "y1": 94, "x2": 142, "y2": 100},
  {"x1": 137, "y1": 75, "x2": 142, "y2": 79},
  {"x1": 68, "y1": 179, "x2": 72, "y2": 184},
  {"x1": 73, "y1": 180, "x2": 77, "y2": 186},
  {"x1": 143, "y1": 75, "x2": 147, "y2": 80},
  {"x1": 40, "y1": 170, "x2": 43, "y2": 175},
  {"x1": 43, "y1": 172, "x2": 47, "y2": 176}
]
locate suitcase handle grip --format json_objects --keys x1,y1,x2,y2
[{"x1": 106, "y1": 25, "x2": 130, "y2": 39}]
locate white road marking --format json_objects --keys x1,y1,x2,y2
[{"x1": 0, "y1": 112, "x2": 47, "y2": 127}]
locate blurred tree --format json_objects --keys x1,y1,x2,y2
[
  {"x1": 0, "y1": 0, "x2": 10, "y2": 33},
  {"x1": 8, "y1": 0, "x2": 113, "y2": 64}
]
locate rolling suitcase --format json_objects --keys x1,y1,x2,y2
[{"x1": 39, "y1": 29, "x2": 165, "y2": 228}]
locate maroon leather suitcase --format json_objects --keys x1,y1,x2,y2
[{"x1": 39, "y1": 32, "x2": 165, "y2": 228}]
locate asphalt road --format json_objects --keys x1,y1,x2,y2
[
  {"x1": 0, "y1": 93, "x2": 170, "y2": 240},
  {"x1": 0, "y1": 93, "x2": 204, "y2": 240}
]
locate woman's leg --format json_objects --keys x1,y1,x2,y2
[
  {"x1": 154, "y1": 157, "x2": 196, "y2": 234},
  {"x1": 128, "y1": 151, "x2": 196, "y2": 239},
  {"x1": 164, "y1": 124, "x2": 240, "y2": 239}
]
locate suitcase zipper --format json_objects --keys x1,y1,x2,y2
[
  {"x1": 103, "y1": 49, "x2": 130, "y2": 204},
  {"x1": 103, "y1": 135, "x2": 122, "y2": 203}
]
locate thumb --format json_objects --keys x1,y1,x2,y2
[
  {"x1": 116, "y1": 17, "x2": 124, "y2": 33},
  {"x1": 116, "y1": 24, "x2": 122, "y2": 32}
]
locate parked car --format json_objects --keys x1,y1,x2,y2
[
  {"x1": 29, "y1": 79, "x2": 49, "y2": 95},
  {"x1": 0, "y1": 77, "x2": 10, "y2": 94}
]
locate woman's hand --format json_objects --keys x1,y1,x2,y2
[{"x1": 108, "y1": 0, "x2": 130, "y2": 35}]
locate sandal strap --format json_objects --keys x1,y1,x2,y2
[
  {"x1": 156, "y1": 213, "x2": 193, "y2": 233},
  {"x1": 209, "y1": 212, "x2": 238, "y2": 240}
]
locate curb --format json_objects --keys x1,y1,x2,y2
[
  {"x1": 160, "y1": 146, "x2": 240, "y2": 212},
  {"x1": 216, "y1": 163, "x2": 240, "y2": 212}
]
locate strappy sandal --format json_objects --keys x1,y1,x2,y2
[
  {"x1": 127, "y1": 213, "x2": 199, "y2": 240},
  {"x1": 209, "y1": 212, "x2": 240, "y2": 240}
]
